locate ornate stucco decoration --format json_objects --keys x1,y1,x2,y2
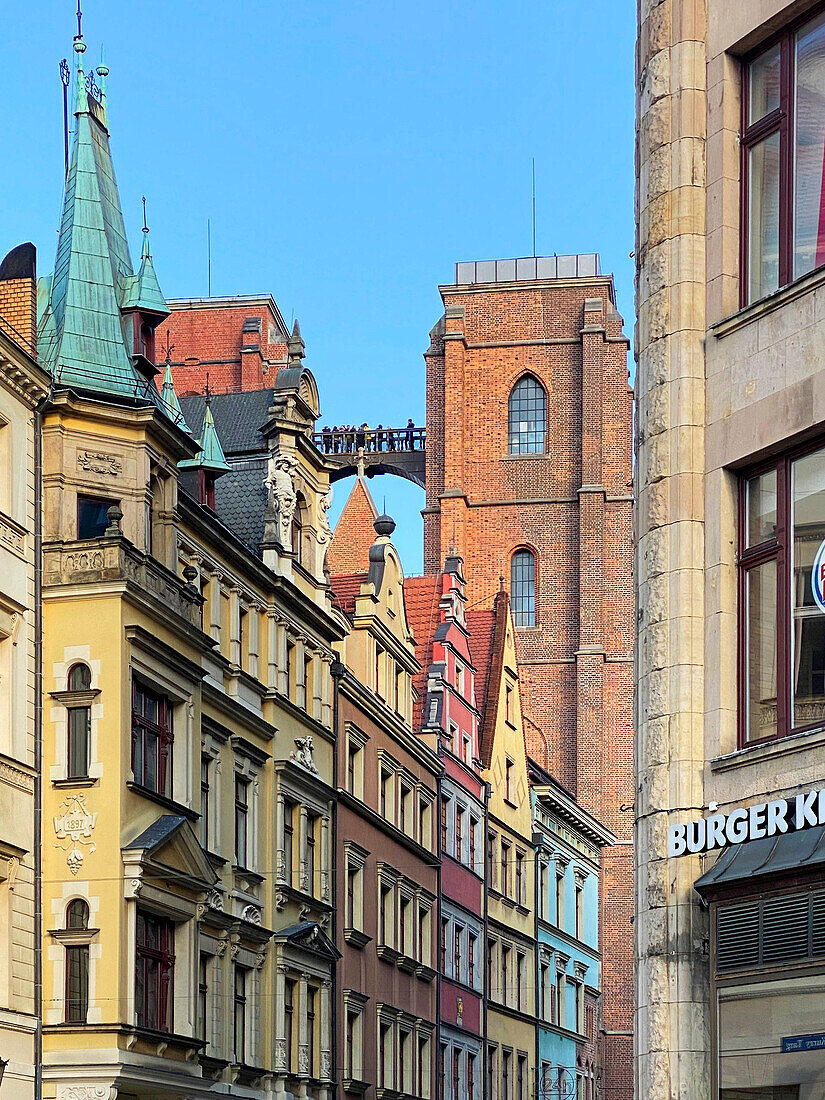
[
  {"x1": 317, "y1": 489, "x2": 333, "y2": 546},
  {"x1": 77, "y1": 450, "x2": 123, "y2": 476},
  {"x1": 263, "y1": 453, "x2": 300, "y2": 546},
  {"x1": 289, "y1": 735, "x2": 318, "y2": 774},
  {"x1": 54, "y1": 792, "x2": 97, "y2": 874}
]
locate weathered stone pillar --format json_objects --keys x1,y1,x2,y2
[{"x1": 635, "y1": 0, "x2": 710, "y2": 1096}]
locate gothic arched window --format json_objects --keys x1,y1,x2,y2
[
  {"x1": 508, "y1": 375, "x2": 546, "y2": 454},
  {"x1": 511, "y1": 549, "x2": 536, "y2": 627}
]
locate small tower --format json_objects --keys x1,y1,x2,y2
[{"x1": 178, "y1": 392, "x2": 231, "y2": 508}]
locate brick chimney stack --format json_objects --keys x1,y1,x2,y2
[{"x1": 0, "y1": 243, "x2": 37, "y2": 357}]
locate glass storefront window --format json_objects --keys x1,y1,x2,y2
[
  {"x1": 791, "y1": 449, "x2": 825, "y2": 728},
  {"x1": 719, "y1": 973, "x2": 825, "y2": 1098}
]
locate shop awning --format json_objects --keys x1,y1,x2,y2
[{"x1": 695, "y1": 824, "x2": 825, "y2": 896}]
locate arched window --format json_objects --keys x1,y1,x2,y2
[
  {"x1": 508, "y1": 375, "x2": 546, "y2": 454},
  {"x1": 511, "y1": 550, "x2": 536, "y2": 627},
  {"x1": 65, "y1": 899, "x2": 90, "y2": 1023},
  {"x1": 66, "y1": 664, "x2": 92, "y2": 779},
  {"x1": 291, "y1": 495, "x2": 304, "y2": 563}
]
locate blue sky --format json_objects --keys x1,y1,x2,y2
[{"x1": 2, "y1": 1, "x2": 635, "y2": 574}]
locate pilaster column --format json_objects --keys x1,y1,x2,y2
[
  {"x1": 229, "y1": 587, "x2": 241, "y2": 667},
  {"x1": 278, "y1": 622, "x2": 289, "y2": 696},
  {"x1": 311, "y1": 653, "x2": 323, "y2": 722},
  {"x1": 274, "y1": 964, "x2": 287, "y2": 1072},
  {"x1": 297, "y1": 973, "x2": 309, "y2": 1077},
  {"x1": 209, "y1": 571, "x2": 222, "y2": 642},
  {"x1": 295, "y1": 635, "x2": 307, "y2": 709},
  {"x1": 320, "y1": 978, "x2": 332, "y2": 1082},
  {"x1": 249, "y1": 604, "x2": 260, "y2": 680},
  {"x1": 320, "y1": 654, "x2": 333, "y2": 727},
  {"x1": 266, "y1": 610, "x2": 279, "y2": 689}
]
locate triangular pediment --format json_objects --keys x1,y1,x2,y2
[
  {"x1": 275, "y1": 920, "x2": 341, "y2": 960},
  {"x1": 122, "y1": 814, "x2": 217, "y2": 887}
]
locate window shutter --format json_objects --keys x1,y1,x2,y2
[
  {"x1": 717, "y1": 890, "x2": 825, "y2": 972},
  {"x1": 762, "y1": 893, "x2": 810, "y2": 963},
  {"x1": 717, "y1": 901, "x2": 759, "y2": 971}
]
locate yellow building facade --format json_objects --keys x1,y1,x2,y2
[{"x1": 38, "y1": 30, "x2": 344, "y2": 1100}]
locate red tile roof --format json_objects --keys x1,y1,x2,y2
[
  {"x1": 403, "y1": 574, "x2": 442, "y2": 732},
  {"x1": 329, "y1": 572, "x2": 369, "y2": 616},
  {"x1": 468, "y1": 591, "x2": 510, "y2": 768},
  {"x1": 466, "y1": 608, "x2": 496, "y2": 718}
]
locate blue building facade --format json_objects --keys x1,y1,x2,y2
[{"x1": 530, "y1": 766, "x2": 615, "y2": 1100}]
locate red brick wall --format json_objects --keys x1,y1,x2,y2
[
  {"x1": 423, "y1": 276, "x2": 634, "y2": 1100},
  {"x1": 0, "y1": 277, "x2": 37, "y2": 356},
  {"x1": 154, "y1": 302, "x2": 288, "y2": 395}
]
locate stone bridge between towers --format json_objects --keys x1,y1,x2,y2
[{"x1": 313, "y1": 425, "x2": 426, "y2": 489}]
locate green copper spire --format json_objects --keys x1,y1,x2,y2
[
  {"x1": 179, "y1": 398, "x2": 231, "y2": 473},
  {"x1": 36, "y1": 23, "x2": 169, "y2": 413},
  {"x1": 160, "y1": 357, "x2": 189, "y2": 431}
]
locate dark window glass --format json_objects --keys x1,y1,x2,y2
[
  {"x1": 131, "y1": 681, "x2": 172, "y2": 795},
  {"x1": 68, "y1": 706, "x2": 90, "y2": 779},
  {"x1": 511, "y1": 549, "x2": 536, "y2": 627},
  {"x1": 198, "y1": 954, "x2": 209, "y2": 1041},
  {"x1": 67, "y1": 663, "x2": 91, "y2": 691},
  {"x1": 283, "y1": 801, "x2": 294, "y2": 886},
  {"x1": 508, "y1": 375, "x2": 546, "y2": 454},
  {"x1": 77, "y1": 496, "x2": 113, "y2": 540},
  {"x1": 66, "y1": 899, "x2": 89, "y2": 929},
  {"x1": 135, "y1": 909, "x2": 174, "y2": 1032},
  {"x1": 284, "y1": 978, "x2": 294, "y2": 1071},
  {"x1": 307, "y1": 986, "x2": 316, "y2": 1077},
  {"x1": 200, "y1": 755, "x2": 210, "y2": 850},
  {"x1": 234, "y1": 964, "x2": 247, "y2": 1064},
  {"x1": 65, "y1": 944, "x2": 89, "y2": 1023},
  {"x1": 235, "y1": 775, "x2": 249, "y2": 868}
]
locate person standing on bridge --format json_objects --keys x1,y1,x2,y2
[
  {"x1": 375, "y1": 424, "x2": 384, "y2": 451},
  {"x1": 386, "y1": 426, "x2": 395, "y2": 450},
  {"x1": 405, "y1": 418, "x2": 414, "y2": 449},
  {"x1": 322, "y1": 425, "x2": 331, "y2": 453},
  {"x1": 346, "y1": 425, "x2": 355, "y2": 451},
  {"x1": 356, "y1": 424, "x2": 366, "y2": 450}
]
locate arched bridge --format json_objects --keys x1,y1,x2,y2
[{"x1": 313, "y1": 425, "x2": 426, "y2": 489}]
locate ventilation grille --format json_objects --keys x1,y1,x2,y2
[{"x1": 717, "y1": 890, "x2": 825, "y2": 972}]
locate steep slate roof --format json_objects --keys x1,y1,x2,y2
[
  {"x1": 179, "y1": 401, "x2": 231, "y2": 473},
  {"x1": 327, "y1": 475, "x2": 379, "y2": 576},
  {"x1": 403, "y1": 574, "x2": 442, "y2": 732},
  {"x1": 329, "y1": 573, "x2": 369, "y2": 616},
  {"x1": 180, "y1": 389, "x2": 274, "y2": 456},
  {"x1": 37, "y1": 40, "x2": 166, "y2": 407}
]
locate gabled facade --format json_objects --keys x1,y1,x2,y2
[
  {"x1": 531, "y1": 768, "x2": 614, "y2": 1100},
  {"x1": 38, "y1": 25, "x2": 344, "y2": 1100},
  {"x1": 405, "y1": 555, "x2": 487, "y2": 1100},
  {"x1": 469, "y1": 592, "x2": 536, "y2": 1100},
  {"x1": 0, "y1": 243, "x2": 50, "y2": 1100},
  {"x1": 330, "y1": 508, "x2": 440, "y2": 1100}
]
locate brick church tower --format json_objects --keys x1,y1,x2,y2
[{"x1": 423, "y1": 256, "x2": 634, "y2": 1098}]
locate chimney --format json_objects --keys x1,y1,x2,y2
[{"x1": 0, "y1": 243, "x2": 37, "y2": 357}]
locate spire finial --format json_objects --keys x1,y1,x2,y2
[
  {"x1": 499, "y1": 574, "x2": 505, "y2": 591},
  {"x1": 75, "y1": 0, "x2": 83, "y2": 43},
  {"x1": 204, "y1": 372, "x2": 212, "y2": 405},
  {"x1": 142, "y1": 196, "x2": 148, "y2": 233}
]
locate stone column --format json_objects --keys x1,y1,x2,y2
[
  {"x1": 320, "y1": 977, "x2": 332, "y2": 1082},
  {"x1": 229, "y1": 587, "x2": 241, "y2": 666},
  {"x1": 208, "y1": 570, "x2": 222, "y2": 642},
  {"x1": 266, "y1": 610, "x2": 279, "y2": 690},
  {"x1": 275, "y1": 793, "x2": 286, "y2": 883},
  {"x1": 248, "y1": 604, "x2": 260, "y2": 680},
  {"x1": 299, "y1": 806, "x2": 309, "y2": 893},
  {"x1": 274, "y1": 964, "x2": 287, "y2": 1072},
  {"x1": 277, "y1": 622, "x2": 289, "y2": 696},
  {"x1": 295, "y1": 635, "x2": 307, "y2": 710},
  {"x1": 635, "y1": 0, "x2": 710, "y2": 1096},
  {"x1": 320, "y1": 813, "x2": 331, "y2": 902},
  {"x1": 297, "y1": 973, "x2": 309, "y2": 1077},
  {"x1": 311, "y1": 653, "x2": 323, "y2": 722},
  {"x1": 320, "y1": 654, "x2": 333, "y2": 728}
]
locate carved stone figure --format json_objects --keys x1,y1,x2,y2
[
  {"x1": 317, "y1": 489, "x2": 333, "y2": 545},
  {"x1": 264, "y1": 453, "x2": 300, "y2": 547},
  {"x1": 290, "y1": 735, "x2": 318, "y2": 773}
]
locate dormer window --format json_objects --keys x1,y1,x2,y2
[
  {"x1": 130, "y1": 312, "x2": 156, "y2": 365},
  {"x1": 197, "y1": 470, "x2": 216, "y2": 510}
]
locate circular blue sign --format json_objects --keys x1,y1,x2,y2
[{"x1": 813, "y1": 539, "x2": 825, "y2": 613}]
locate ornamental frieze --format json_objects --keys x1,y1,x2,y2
[{"x1": 54, "y1": 792, "x2": 98, "y2": 875}]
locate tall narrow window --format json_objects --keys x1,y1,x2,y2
[
  {"x1": 441, "y1": 797, "x2": 449, "y2": 854},
  {"x1": 284, "y1": 978, "x2": 295, "y2": 1071},
  {"x1": 306, "y1": 986, "x2": 316, "y2": 1076},
  {"x1": 67, "y1": 663, "x2": 92, "y2": 779},
  {"x1": 743, "y1": 12, "x2": 825, "y2": 303},
  {"x1": 468, "y1": 931, "x2": 477, "y2": 987},
  {"x1": 131, "y1": 681, "x2": 173, "y2": 795},
  {"x1": 65, "y1": 899, "x2": 89, "y2": 1024},
  {"x1": 283, "y1": 801, "x2": 294, "y2": 885},
  {"x1": 508, "y1": 374, "x2": 546, "y2": 454},
  {"x1": 511, "y1": 549, "x2": 536, "y2": 628},
  {"x1": 306, "y1": 812, "x2": 317, "y2": 894},
  {"x1": 234, "y1": 965, "x2": 248, "y2": 1063},
  {"x1": 135, "y1": 910, "x2": 174, "y2": 1032},
  {"x1": 198, "y1": 954, "x2": 209, "y2": 1041},
  {"x1": 235, "y1": 775, "x2": 250, "y2": 868},
  {"x1": 515, "y1": 851, "x2": 524, "y2": 905},
  {"x1": 200, "y1": 754, "x2": 211, "y2": 850}
]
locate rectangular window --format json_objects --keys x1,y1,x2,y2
[
  {"x1": 77, "y1": 495, "x2": 113, "y2": 539},
  {"x1": 453, "y1": 924, "x2": 462, "y2": 979},
  {"x1": 441, "y1": 796, "x2": 450, "y2": 854},
  {"x1": 400, "y1": 896, "x2": 411, "y2": 956},
  {"x1": 283, "y1": 801, "x2": 294, "y2": 886},
  {"x1": 505, "y1": 757, "x2": 514, "y2": 802},
  {"x1": 381, "y1": 1022, "x2": 392, "y2": 1088},
  {"x1": 556, "y1": 868, "x2": 566, "y2": 929},
  {"x1": 400, "y1": 783, "x2": 412, "y2": 835},
  {"x1": 399, "y1": 1029, "x2": 410, "y2": 1093},
  {"x1": 455, "y1": 806, "x2": 464, "y2": 859},
  {"x1": 740, "y1": 445, "x2": 825, "y2": 743},
  {"x1": 284, "y1": 978, "x2": 294, "y2": 1071},
  {"x1": 517, "y1": 1055, "x2": 527, "y2": 1100},
  {"x1": 576, "y1": 880, "x2": 584, "y2": 938},
  {"x1": 500, "y1": 841, "x2": 510, "y2": 898},
  {"x1": 488, "y1": 831, "x2": 497, "y2": 890},
  {"x1": 135, "y1": 909, "x2": 174, "y2": 1032},
  {"x1": 131, "y1": 681, "x2": 173, "y2": 796},
  {"x1": 418, "y1": 903, "x2": 429, "y2": 964},
  {"x1": 347, "y1": 741, "x2": 358, "y2": 793},
  {"x1": 307, "y1": 986, "x2": 316, "y2": 1077},
  {"x1": 67, "y1": 705, "x2": 90, "y2": 779},
  {"x1": 418, "y1": 1034, "x2": 430, "y2": 1098},
  {"x1": 380, "y1": 883, "x2": 393, "y2": 948},
  {"x1": 502, "y1": 1049, "x2": 512, "y2": 1100},
  {"x1": 346, "y1": 1010, "x2": 357, "y2": 1078},
  {"x1": 347, "y1": 862, "x2": 357, "y2": 928},
  {"x1": 200, "y1": 754, "x2": 211, "y2": 850},
  {"x1": 515, "y1": 850, "x2": 524, "y2": 904},
  {"x1": 468, "y1": 931, "x2": 477, "y2": 987},
  {"x1": 516, "y1": 951, "x2": 525, "y2": 1009},
  {"x1": 65, "y1": 944, "x2": 89, "y2": 1023},
  {"x1": 234, "y1": 965, "x2": 248, "y2": 1064},
  {"x1": 235, "y1": 775, "x2": 250, "y2": 868},
  {"x1": 441, "y1": 917, "x2": 449, "y2": 971},
  {"x1": 381, "y1": 768, "x2": 391, "y2": 821},
  {"x1": 487, "y1": 1046, "x2": 498, "y2": 1100},
  {"x1": 469, "y1": 817, "x2": 478, "y2": 870},
  {"x1": 419, "y1": 795, "x2": 430, "y2": 848},
  {"x1": 468, "y1": 1052, "x2": 477, "y2": 1100},
  {"x1": 487, "y1": 937, "x2": 496, "y2": 997},
  {"x1": 743, "y1": 10, "x2": 825, "y2": 303},
  {"x1": 306, "y1": 812, "x2": 317, "y2": 894},
  {"x1": 452, "y1": 1048, "x2": 461, "y2": 1100},
  {"x1": 501, "y1": 944, "x2": 510, "y2": 1005},
  {"x1": 198, "y1": 954, "x2": 209, "y2": 1041}
]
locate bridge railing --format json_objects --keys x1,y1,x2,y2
[{"x1": 314, "y1": 426, "x2": 426, "y2": 455}]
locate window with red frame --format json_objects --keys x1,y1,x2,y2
[
  {"x1": 131, "y1": 681, "x2": 173, "y2": 796},
  {"x1": 135, "y1": 909, "x2": 174, "y2": 1032},
  {"x1": 739, "y1": 442, "x2": 825, "y2": 744},
  {"x1": 743, "y1": 8, "x2": 825, "y2": 303}
]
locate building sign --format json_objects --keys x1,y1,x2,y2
[
  {"x1": 782, "y1": 1034, "x2": 825, "y2": 1053},
  {"x1": 667, "y1": 787, "x2": 825, "y2": 857},
  {"x1": 813, "y1": 540, "x2": 825, "y2": 614}
]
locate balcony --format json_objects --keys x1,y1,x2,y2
[{"x1": 43, "y1": 536, "x2": 202, "y2": 629}]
